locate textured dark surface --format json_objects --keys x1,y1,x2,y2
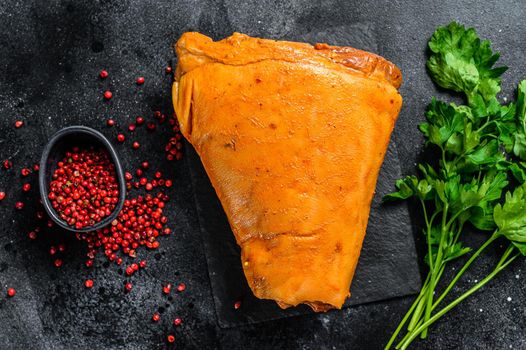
[
  {"x1": 189, "y1": 141, "x2": 420, "y2": 328},
  {"x1": 1, "y1": 1, "x2": 526, "y2": 349}
]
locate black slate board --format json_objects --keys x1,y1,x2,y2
[{"x1": 188, "y1": 138, "x2": 421, "y2": 328}]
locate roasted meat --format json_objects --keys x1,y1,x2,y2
[{"x1": 172, "y1": 32, "x2": 402, "y2": 311}]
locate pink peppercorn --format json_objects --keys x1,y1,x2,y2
[{"x1": 103, "y1": 90, "x2": 113, "y2": 100}]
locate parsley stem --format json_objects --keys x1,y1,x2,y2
[
  {"x1": 400, "y1": 245, "x2": 519, "y2": 350},
  {"x1": 428, "y1": 211, "x2": 440, "y2": 229},
  {"x1": 407, "y1": 262, "x2": 446, "y2": 333},
  {"x1": 495, "y1": 243, "x2": 516, "y2": 268},
  {"x1": 420, "y1": 199, "x2": 430, "y2": 228},
  {"x1": 407, "y1": 210, "x2": 463, "y2": 341},
  {"x1": 397, "y1": 233, "x2": 510, "y2": 348},
  {"x1": 384, "y1": 274, "x2": 431, "y2": 350},
  {"x1": 441, "y1": 148, "x2": 449, "y2": 175},
  {"x1": 421, "y1": 199, "x2": 433, "y2": 271},
  {"x1": 451, "y1": 223, "x2": 464, "y2": 246},
  {"x1": 432, "y1": 231, "x2": 500, "y2": 309},
  {"x1": 395, "y1": 265, "x2": 447, "y2": 349},
  {"x1": 445, "y1": 209, "x2": 466, "y2": 229},
  {"x1": 396, "y1": 319, "x2": 422, "y2": 349},
  {"x1": 421, "y1": 203, "x2": 449, "y2": 338},
  {"x1": 475, "y1": 118, "x2": 496, "y2": 134},
  {"x1": 407, "y1": 283, "x2": 428, "y2": 331}
]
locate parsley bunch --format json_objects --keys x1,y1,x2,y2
[{"x1": 385, "y1": 22, "x2": 526, "y2": 349}]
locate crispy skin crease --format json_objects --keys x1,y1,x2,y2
[{"x1": 173, "y1": 32, "x2": 402, "y2": 311}]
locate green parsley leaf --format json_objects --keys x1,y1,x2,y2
[
  {"x1": 427, "y1": 22, "x2": 507, "y2": 105},
  {"x1": 507, "y1": 161, "x2": 526, "y2": 183},
  {"x1": 420, "y1": 98, "x2": 464, "y2": 149},
  {"x1": 443, "y1": 242, "x2": 472, "y2": 262},
  {"x1": 494, "y1": 185, "x2": 526, "y2": 254},
  {"x1": 383, "y1": 177, "x2": 415, "y2": 202},
  {"x1": 513, "y1": 80, "x2": 526, "y2": 160},
  {"x1": 383, "y1": 175, "x2": 434, "y2": 202},
  {"x1": 466, "y1": 139, "x2": 503, "y2": 165}
]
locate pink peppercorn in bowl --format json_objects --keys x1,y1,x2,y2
[{"x1": 39, "y1": 126, "x2": 126, "y2": 232}]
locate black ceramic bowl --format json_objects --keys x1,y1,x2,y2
[{"x1": 39, "y1": 126, "x2": 126, "y2": 232}]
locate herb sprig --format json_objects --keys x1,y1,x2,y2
[{"x1": 385, "y1": 22, "x2": 526, "y2": 349}]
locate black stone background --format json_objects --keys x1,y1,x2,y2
[{"x1": 1, "y1": 0, "x2": 526, "y2": 349}]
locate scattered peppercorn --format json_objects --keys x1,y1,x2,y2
[
  {"x1": 117, "y1": 134, "x2": 125, "y2": 143},
  {"x1": 132, "y1": 141, "x2": 140, "y2": 149},
  {"x1": 164, "y1": 119, "x2": 184, "y2": 161},
  {"x1": 3, "y1": 160, "x2": 13, "y2": 170},
  {"x1": 146, "y1": 122, "x2": 156, "y2": 131},
  {"x1": 165, "y1": 66, "x2": 172, "y2": 74},
  {"x1": 173, "y1": 318, "x2": 182, "y2": 326},
  {"x1": 22, "y1": 183, "x2": 31, "y2": 192},
  {"x1": 136, "y1": 77, "x2": 145, "y2": 85},
  {"x1": 107, "y1": 119, "x2": 115, "y2": 127},
  {"x1": 167, "y1": 335, "x2": 175, "y2": 343},
  {"x1": 177, "y1": 283, "x2": 186, "y2": 292},
  {"x1": 163, "y1": 283, "x2": 172, "y2": 294},
  {"x1": 21, "y1": 168, "x2": 30, "y2": 177},
  {"x1": 124, "y1": 282, "x2": 133, "y2": 292},
  {"x1": 28, "y1": 231, "x2": 37, "y2": 240},
  {"x1": 234, "y1": 300, "x2": 242, "y2": 310},
  {"x1": 152, "y1": 313, "x2": 161, "y2": 322},
  {"x1": 7, "y1": 288, "x2": 16, "y2": 297},
  {"x1": 15, "y1": 201, "x2": 24, "y2": 210},
  {"x1": 99, "y1": 70, "x2": 109, "y2": 79},
  {"x1": 84, "y1": 279, "x2": 94, "y2": 288},
  {"x1": 0, "y1": 192, "x2": 5, "y2": 201},
  {"x1": 128, "y1": 123, "x2": 136, "y2": 132},
  {"x1": 136, "y1": 116, "x2": 144, "y2": 125},
  {"x1": 54, "y1": 259, "x2": 63, "y2": 268},
  {"x1": 33, "y1": 164, "x2": 40, "y2": 172},
  {"x1": 103, "y1": 90, "x2": 113, "y2": 100},
  {"x1": 14, "y1": 120, "x2": 24, "y2": 128}
]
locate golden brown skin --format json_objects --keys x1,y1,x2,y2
[{"x1": 172, "y1": 32, "x2": 402, "y2": 311}]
